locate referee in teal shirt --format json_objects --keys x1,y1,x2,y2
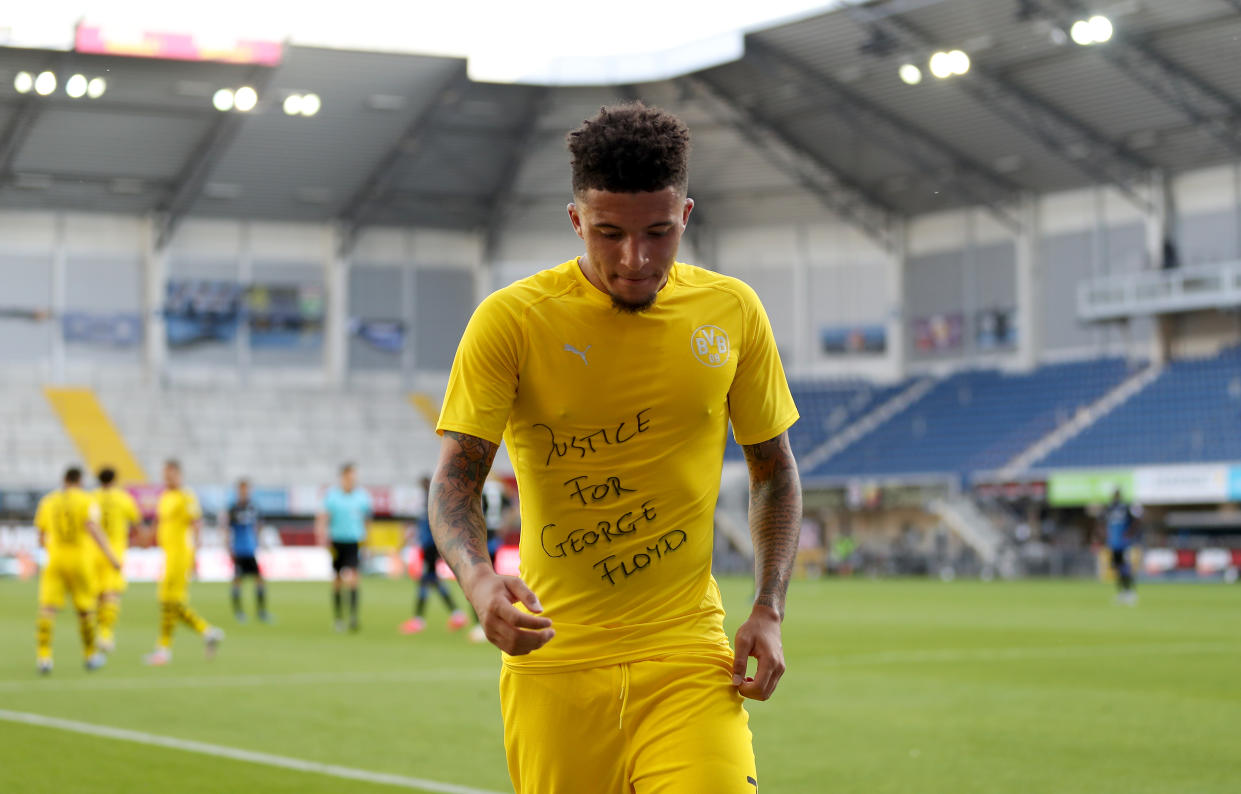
[{"x1": 315, "y1": 463, "x2": 372, "y2": 632}]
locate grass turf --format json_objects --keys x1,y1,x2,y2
[{"x1": 0, "y1": 576, "x2": 1237, "y2": 793}]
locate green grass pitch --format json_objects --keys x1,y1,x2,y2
[{"x1": 1, "y1": 576, "x2": 1238, "y2": 793}]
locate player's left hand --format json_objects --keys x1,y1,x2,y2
[{"x1": 731, "y1": 604, "x2": 785, "y2": 701}]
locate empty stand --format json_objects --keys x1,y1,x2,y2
[
  {"x1": 91, "y1": 384, "x2": 443, "y2": 488},
  {"x1": 0, "y1": 383, "x2": 80, "y2": 488},
  {"x1": 1037, "y1": 346, "x2": 1241, "y2": 468},
  {"x1": 725, "y1": 379, "x2": 907, "y2": 461},
  {"x1": 807, "y1": 359, "x2": 1138, "y2": 480}
]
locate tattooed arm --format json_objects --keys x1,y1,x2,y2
[
  {"x1": 430, "y1": 431, "x2": 554, "y2": 655},
  {"x1": 731, "y1": 431, "x2": 802, "y2": 701}
]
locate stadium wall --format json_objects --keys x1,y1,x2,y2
[
  {"x1": 0, "y1": 213, "x2": 478, "y2": 388},
  {"x1": 0, "y1": 161, "x2": 1238, "y2": 386}
]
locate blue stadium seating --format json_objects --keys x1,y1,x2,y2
[
  {"x1": 805, "y1": 358, "x2": 1136, "y2": 480},
  {"x1": 1038, "y1": 346, "x2": 1241, "y2": 468},
  {"x1": 724, "y1": 379, "x2": 907, "y2": 461}
]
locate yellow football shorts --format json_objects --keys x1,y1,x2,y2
[
  {"x1": 499, "y1": 652, "x2": 758, "y2": 793},
  {"x1": 38, "y1": 554, "x2": 96, "y2": 612},
  {"x1": 94, "y1": 551, "x2": 126, "y2": 594},
  {"x1": 158, "y1": 549, "x2": 193, "y2": 602}
]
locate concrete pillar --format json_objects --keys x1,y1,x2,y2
[
  {"x1": 1233, "y1": 160, "x2": 1241, "y2": 259},
  {"x1": 1142, "y1": 173, "x2": 1174, "y2": 363},
  {"x1": 886, "y1": 220, "x2": 908, "y2": 382},
  {"x1": 402, "y1": 231, "x2": 417, "y2": 385},
  {"x1": 962, "y1": 210, "x2": 978, "y2": 361},
  {"x1": 472, "y1": 231, "x2": 491, "y2": 308},
  {"x1": 1143, "y1": 170, "x2": 1172, "y2": 271},
  {"x1": 324, "y1": 223, "x2": 348, "y2": 388},
  {"x1": 141, "y1": 214, "x2": 168, "y2": 385},
  {"x1": 237, "y1": 221, "x2": 252, "y2": 383},
  {"x1": 792, "y1": 223, "x2": 811, "y2": 373},
  {"x1": 49, "y1": 212, "x2": 67, "y2": 384},
  {"x1": 1015, "y1": 195, "x2": 1042, "y2": 372}
]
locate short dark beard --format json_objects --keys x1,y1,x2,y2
[{"x1": 611, "y1": 293, "x2": 657, "y2": 314}]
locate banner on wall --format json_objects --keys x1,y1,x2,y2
[
  {"x1": 164, "y1": 280, "x2": 243, "y2": 347},
  {"x1": 349, "y1": 318, "x2": 405, "y2": 353},
  {"x1": 821, "y1": 324, "x2": 886, "y2": 355},
  {"x1": 975, "y1": 308, "x2": 1017, "y2": 350},
  {"x1": 913, "y1": 314, "x2": 963, "y2": 352},
  {"x1": 1047, "y1": 470, "x2": 1135, "y2": 506},
  {"x1": 248, "y1": 283, "x2": 324, "y2": 349},
  {"x1": 1134, "y1": 465, "x2": 1233, "y2": 505},
  {"x1": 123, "y1": 547, "x2": 330, "y2": 582},
  {"x1": 63, "y1": 312, "x2": 142, "y2": 346},
  {"x1": 76, "y1": 24, "x2": 283, "y2": 66},
  {"x1": 1049, "y1": 464, "x2": 1241, "y2": 506}
]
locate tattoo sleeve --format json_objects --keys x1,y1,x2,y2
[
  {"x1": 429, "y1": 431, "x2": 499, "y2": 582},
  {"x1": 741, "y1": 432, "x2": 802, "y2": 619}
]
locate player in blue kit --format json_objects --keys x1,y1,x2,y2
[
  {"x1": 226, "y1": 478, "x2": 270, "y2": 623},
  {"x1": 401, "y1": 478, "x2": 467, "y2": 635},
  {"x1": 1102, "y1": 489, "x2": 1141, "y2": 605}
]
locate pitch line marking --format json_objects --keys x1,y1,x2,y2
[
  {"x1": 806, "y1": 640, "x2": 1240, "y2": 668},
  {"x1": 0, "y1": 667, "x2": 497, "y2": 693},
  {"x1": 0, "y1": 709, "x2": 504, "y2": 794}
]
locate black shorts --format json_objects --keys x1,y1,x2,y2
[
  {"x1": 232, "y1": 554, "x2": 261, "y2": 577},
  {"x1": 331, "y1": 541, "x2": 360, "y2": 573},
  {"x1": 1110, "y1": 548, "x2": 1127, "y2": 568},
  {"x1": 420, "y1": 543, "x2": 441, "y2": 583}
]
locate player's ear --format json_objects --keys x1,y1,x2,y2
[
  {"x1": 681, "y1": 197, "x2": 694, "y2": 228},
  {"x1": 567, "y1": 203, "x2": 585, "y2": 240}
]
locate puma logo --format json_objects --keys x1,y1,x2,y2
[{"x1": 563, "y1": 343, "x2": 591, "y2": 365}]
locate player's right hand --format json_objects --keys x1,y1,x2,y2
[{"x1": 466, "y1": 572, "x2": 554, "y2": 655}]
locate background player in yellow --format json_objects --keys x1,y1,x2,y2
[
  {"x1": 92, "y1": 465, "x2": 143, "y2": 653},
  {"x1": 143, "y1": 459, "x2": 224, "y2": 666},
  {"x1": 432, "y1": 103, "x2": 801, "y2": 792},
  {"x1": 35, "y1": 466, "x2": 121, "y2": 675}
]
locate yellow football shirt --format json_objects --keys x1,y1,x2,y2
[
  {"x1": 34, "y1": 487, "x2": 99, "y2": 558},
  {"x1": 157, "y1": 488, "x2": 201, "y2": 553},
  {"x1": 94, "y1": 487, "x2": 140, "y2": 558},
  {"x1": 438, "y1": 259, "x2": 798, "y2": 670}
]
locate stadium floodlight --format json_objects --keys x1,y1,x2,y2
[
  {"x1": 14, "y1": 71, "x2": 34, "y2": 94},
  {"x1": 898, "y1": 63, "x2": 923, "y2": 85},
  {"x1": 65, "y1": 74, "x2": 88, "y2": 99},
  {"x1": 213, "y1": 87, "x2": 235, "y2": 112},
  {"x1": 283, "y1": 94, "x2": 302, "y2": 116},
  {"x1": 34, "y1": 71, "x2": 56, "y2": 96},
  {"x1": 929, "y1": 51, "x2": 953, "y2": 79},
  {"x1": 233, "y1": 85, "x2": 258, "y2": 112},
  {"x1": 87, "y1": 77, "x2": 106, "y2": 99},
  {"x1": 1070, "y1": 19, "x2": 1093, "y2": 45},
  {"x1": 1088, "y1": 15, "x2": 1113, "y2": 43},
  {"x1": 946, "y1": 49, "x2": 970, "y2": 76},
  {"x1": 1071, "y1": 15, "x2": 1112, "y2": 45},
  {"x1": 300, "y1": 93, "x2": 321, "y2": 117}
]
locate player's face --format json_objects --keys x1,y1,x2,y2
[
  {"x1": 238, "y1": 481, "x2": 250, "y2": 500},
  {"x1": 341, "y1": 469, "x2": 356, "y2": 490},
  {"x1": 164, "y1": 465, "x2": 181, "y2": 489},
  {"x1": 568, "y1": 187, "x2": 694, "y2": 313}
]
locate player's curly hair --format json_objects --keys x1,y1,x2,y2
[{"x1": 567, "y1": 102, "x2": 691, "y2": 196}]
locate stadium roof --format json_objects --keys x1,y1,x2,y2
[{"x1": 1, "y1": 0, "x2": 1239, "y2": 248}]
